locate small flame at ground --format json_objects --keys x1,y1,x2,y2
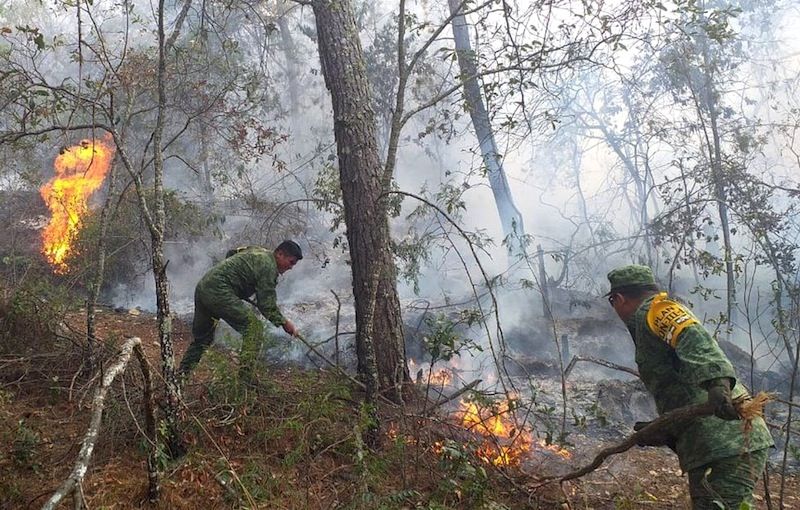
[
  {"x1": 408, "y1": 358, "x2": 454, "y2": 387},
  {"x1": 458, "y1": 400, "x2": 570, "y2": 466},
  {"x1": 40, "y1": 137, "x2": 115, "y2": 271}
]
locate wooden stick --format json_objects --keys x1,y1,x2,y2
[
  {"x1": 553, "y1": 402, "x2": 715, "y2": 483},
  {"x1": 428, "y1": 379, "x2": 482, "y2": 411},
  {"x1": 564, "y1": 355, "x2": 639, "y2": 379},
  {"x1": 551, "y1": 394, "x2": 768, "y2": 484}
]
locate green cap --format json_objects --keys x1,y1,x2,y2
[{"x1": 605, "y1": 265, "x2": 656, "y2": 296}]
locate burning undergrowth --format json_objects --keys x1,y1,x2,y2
[{"x1": 458, "y1": 398, "x2": 571, "y2": 467}]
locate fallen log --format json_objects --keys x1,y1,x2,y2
[{"x1": 42, "y1": 337, "x2": 152, "y2": 510}]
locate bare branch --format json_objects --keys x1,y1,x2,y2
[{"x1": 41, "y1": 338, "x2": 143, "y2": 510}]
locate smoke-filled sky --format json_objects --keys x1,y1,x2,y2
[{"x1": 2, "y1": 0, "x2": 800, "y2": 376}]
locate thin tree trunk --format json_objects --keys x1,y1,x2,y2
[
  {"x1": 707, "y1": 96, "x2": 736, "y2": 329},
  {"x1": 133, "y1": 343, "x2": 159, "y2": 502},
  {"x1": 536, "y1": 244, "x2": 551, "y2": 319},
  {"x1": 699, "y1": 40, "x2": 737, "y2": 332},
  {"x1": 277, "y1": 15, "x2": 300, "y2": 116},
  {"x1": 311, "y1": 0, "x2": 407, "y2": 404},
  {"x1": 779, "y1": 315, "x2": 800, "y2": 508},
  {"x1": 152, "y1": 0, "x2": 183, "y2": 456},
  {"x1": 448, "y1": 0, "x2": 525, "y2": 253},
  {"x1": 86, "y1": 150, "x2": 118, "y2": 370}
]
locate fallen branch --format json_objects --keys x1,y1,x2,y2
[
  {"x1": 41, "y1": 337, "x2": 145, "y2": 510},
  {"x1": 428, "y1": 379, "x2": 482, "y2": 411},
  {"x1": 564, "y1": 355, "x2": 639, "y2": 379},
  {"x1": 555, "y1": 402, "x2": 714, "y2": 482},
  {"x1": 541, "y1": 393, "x2": 773, "y2": 485}
]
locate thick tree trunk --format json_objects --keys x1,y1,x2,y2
[
  {"x1": 448, "y1": 0, "x2": 525, "y2": 253},
  {"x1": 311, "y1": 0, "x2": 407, "y2": 403}
]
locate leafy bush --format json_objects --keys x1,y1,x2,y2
[{"x1": 0, "y1": 277, "x2": 70, "y2": 356}]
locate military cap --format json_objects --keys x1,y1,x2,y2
[{"x1": 605, "y1": 264, "x2": 656, "y2": 296}]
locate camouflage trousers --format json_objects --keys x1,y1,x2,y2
[
  {"x1": 178, "y1": 283, "x2": 262, "y2": 380},
  {"x1": 687, "y1": 447, "x2": 769, "y2": 509}
]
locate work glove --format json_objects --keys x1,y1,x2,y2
[
  {"x1": 705, "y1": 377, "x2": 739, "y2": 421},
  {"x1": 633, "y1": 421, "x2": 676, "y2": 451}
]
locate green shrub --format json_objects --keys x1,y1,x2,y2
[{"x1": 0, "y1": 277, "x2": 70, "y2": 355}]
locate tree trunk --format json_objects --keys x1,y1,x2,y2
[
  {"x1": 277, "y1": 15, "x2": 300, "y2": 116},
  {"x1": 311, "y1": 0, "x2": 407, "y2": 403},
  {"x1": 152, "y1": 0, "x2": 183, "y2": 456},
  {"x1": 698, "y1": 30, "x2": 737, "y2": 332},
  {"x1": 448, "y1": 0, "x2": 525, "y2": 253},
  {"x1": 86, "y1": 149, "x2": 118, "y2": 370}
]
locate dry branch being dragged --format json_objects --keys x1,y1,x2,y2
[
  {"x1": 556, "y1": 401, "x2": 714, "y2": 483},
  {"x1": 539, "y1": 393, "x2": 773, "y2": 485},
  {"x1": 563, "y1": 355, "x2": 639, "y2": 379},
  {"x1": 41, "y1": 337, "x2": 154, "y2": 510}
]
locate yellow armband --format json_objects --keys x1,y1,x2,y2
[{"x1": 646, "y1": 292, "x2": 700, "y2": 348}]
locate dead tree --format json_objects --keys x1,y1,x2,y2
[{"x1": 41, "y1": 337, "x2": 158, "y2": 510}]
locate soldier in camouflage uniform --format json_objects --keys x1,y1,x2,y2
[
  {"x1": 178, "y1": 240, "x2": 303, "y2": 379},
  {"x1": 606, "y1": 265, "x2": 773, "y2": 509}
]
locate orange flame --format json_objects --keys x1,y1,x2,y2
[
  {"x1": 408, "y1": 359, "x2": 454, "y2": 387},
  {"x1": 458, "y1": 400, "x2": 570, "y2": 466},
  {"x1": 40, "y1": 138, "x2": 115, "y2": 271}
]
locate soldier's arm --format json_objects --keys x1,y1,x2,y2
[
  {"x1": 254, "y1": 266, "x2": 286, "y2": 327},
  {"x1": 673, "y1": 324, "x2": 736, "y2": 388}
]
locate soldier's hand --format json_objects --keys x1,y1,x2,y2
[
  {"x1": 705, "y1": 378, "x2": 739, "y2": 421},
  {"x1": 282, "y1": 320, "x2": 298, "y2": 337}
]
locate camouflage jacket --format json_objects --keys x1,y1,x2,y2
[
  {"x1": 197, "y1": 247, "x2": 286, "y2": 327},
  {"x1": 625, "y1": 292, "x2": 773, "y2": 471}
]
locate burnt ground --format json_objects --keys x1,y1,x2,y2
[{"x1": 1, "y1": 307, "x2": 798, "y2": 509}]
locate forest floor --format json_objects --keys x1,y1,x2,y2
[{"x1": 1, "y1": 307, "x2": 798, "y2": 509}]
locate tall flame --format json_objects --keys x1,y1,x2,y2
[{"x1": 40, "y1": 137, "x2": 115, "y2": 271}]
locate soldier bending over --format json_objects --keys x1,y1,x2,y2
[
  {"x1": 606, "y1": 265, "x2": 773, "y2": 509},
  {"x1": 178, "y1": 240, "x2": 303, "y2": 380}
]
